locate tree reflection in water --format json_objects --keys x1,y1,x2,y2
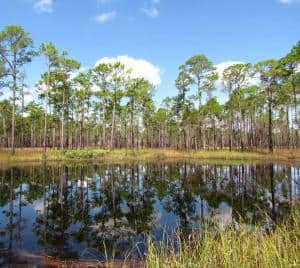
[{"x1": 0, "y1": 162, "x2": 299, "y2": 262}]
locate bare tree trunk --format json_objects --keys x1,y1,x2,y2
[
  {"x1": 229, "y1": 114, "x2": 233, "y2": 152},
  {"x1": 60, "y1": 91, "x2": 65, "y2": 155},
  {"x1": 20, "y1": 81, "x2": 25, "y2": 148},
  {"x1": 202, "y1": 126, "x2": 206, "y2": 150},
  {"x1": 11, "y1": 54, "x2": 17, "y2": 154},
  {"x1": 110, "y1": 91, "x2": 116, "y2": 149},
  {"x1": 80, "y1": 104, "x2": 84, "y2": 149},
  {"x1": 52, "y1": 127, "x2": 56, "y2": 149},
  {"x1": 237, "y1": 89, "x2": 244, "y2": 152},
  {"x1": 240, "y1": 113, "x2": 245, "y2": 151},
  {"x1": 131, "y1": 99, "x2": 134, "y2": 149},
  {"x1": 268, "y1": 89, "x2": 273, "y2": 153},
  {"x1": 286, "y1": 106, "x2": 290, "y2": 148},
  {"x1": 43, "y1": 64, "x2": 50, "y2": 161},
  {"x1": 102, "y1": 104, "x2": 106, "y2": 148},
  {"x1": 293, "y1": 86, "x2": 299, "y2": 147},
  {"x1": 30, "y1": 125, "x2": 33, "y2": 147},
  {"x1": 2, "y1": 116, "x2": 8, "y2": 148}
]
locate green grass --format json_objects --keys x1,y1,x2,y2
[
  {"x1": 146, "y1": 206, "x2": 300, "y2": 268},
  {"x1": 64, "y1": 149, "x2": 106, "y2": 159},
  {"x1": 0, "y1": 148, "x2": 299, "y2": 164}
]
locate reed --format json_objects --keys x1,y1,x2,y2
[{"x1": 146, "y1": 206, "x2": 300, "y2": 268}]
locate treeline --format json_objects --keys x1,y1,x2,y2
[{"x1": 0, "y1": 25, "x2": 299, "y2": 155}]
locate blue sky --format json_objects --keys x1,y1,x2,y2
[{"x1": 1, "y1": 0, "x2": 300, "y2": 105}]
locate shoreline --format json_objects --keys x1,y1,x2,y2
[{"x1": 0, "y1": 148, "x2": 299, "y2": 166}]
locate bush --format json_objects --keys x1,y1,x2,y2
[
  {"x1": 64, "y1": 150, "x2": 105, "y2": 159},
  {"x1": 155, "y1": 152, "x2": 167, "y2": 160}
]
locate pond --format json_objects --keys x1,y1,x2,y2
[{"x1": 0, "y1": 161, "x2": 299, "y2": 265}]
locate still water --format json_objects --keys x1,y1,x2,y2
[{"x1": 0, "y1": 162, "x2": 299, "y2": 264}]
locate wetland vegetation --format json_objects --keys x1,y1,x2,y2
[{"x1": 0, "y1": 23, "x2": 299, "y2": 267}]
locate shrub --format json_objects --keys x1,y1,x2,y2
[{"x1": 64, "y1": 150, "x2": 105, "y2": 159}]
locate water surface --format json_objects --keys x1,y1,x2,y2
[{"x1": 0, "y1": 161, "x2": 299, "y2": 264}]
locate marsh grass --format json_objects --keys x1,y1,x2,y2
[
  {"x1": 64, "y1": 149, "x2": 106, "y2": 158},
  {"x1": 0, "y1": 148, "x2": 299, "y2": 163},
  {"x1": 146, "y1": 207, "x2": 300, "y2": 268}
]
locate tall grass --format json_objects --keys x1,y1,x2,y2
[
  {"x1": 0, "y1": 148, "x2": 299, "y2": 163},
  {"x1": 146, "y1": 207, "x2": 300, "y2": 268}
]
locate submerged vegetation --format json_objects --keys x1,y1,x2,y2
[{"x1": 147, "y1": 206, "x2": 300, "y2": 268}]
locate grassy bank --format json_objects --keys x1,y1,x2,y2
[
  {"x1": 0, "y1": 148, "x2": 299, "y2": 164},
  {"x1": 147, "y1": 206, "x2": 300, "y2": 268}
]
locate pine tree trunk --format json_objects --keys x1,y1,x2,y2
[
  {"x1": 268, "y1": 89, "x2": 273, "y2": 153},
  {"x1": 43, "y1": 65, "x2": 50, "y2": 161},
  {"x1": 110, "y1": 91, "x2": 116, "y2": 149},
  {"x1": 11, "y1": 54, "x2": 17, "y2": 154},
  {"x1": 80, "y1": 105, "x2": 84, "y2": 149},
  {"x1": 60, "y1": 91, "x2": 65, "y2": 155},
  {"x1": 286, "y1": 106, "x2": 290, "y2": 148}
]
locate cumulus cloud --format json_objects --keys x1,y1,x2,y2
[
  {"x1": 95, "y1": 11, "x2": 117, "y2": 23},
  {"x1": 33, "y1": 0, "x2": 53, "y2": 13},
  {"x1": 214, "y1": 61, "x2": 259, "y2": 89},
  {"x1": 0, "y1": 88, "x2": 34, "y2": 106},
  {"x1": 69, "y1": 66, "x2": 88, "y2": 81},
  {"x1": 214, "y1": 61, "x2": 244, "y2": 89},
  {"x1": 142, "y1": 0, "x2": 161, "y2": 18},
  {"x1": 97, "y1": 0, "x2": 111, "y2": 4},
  {"x1": 279, "y1": 0, "x2": 300, "y2": 4},
  {"x1": 212, "y1": 61, "x2": 259, "y2": 103},
  {"x1": 95, "y1": 55, "x2": 161, "y2": 86},
  {"x1": 142, "y1": 7, "x2": 159, "y2": 18}
]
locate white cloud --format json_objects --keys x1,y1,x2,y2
[
  {"x1": 97, "y1": 0, "x2": 111, "y2": 4},
  {"x1": 0, "y1": 91, "x2": 12, "y2": 102},
  {"x1": 33, "y1": 199, "x2": 44, "y2": 213},
  {"x1": 214, "y1": 61, "x2": 244, "y2": 89},
  {"x1": 69, "y1": 66, "x2": 88, "y2": 81},
  {"x1": 215, "y1": 61, "x2": 259, "y2": 87},
  {"x1": 95, "y1": 55, "x2": 161, "y2": 86},
  {"x1": 33, "y1": 0, "x2": 53, "y2": 13},
  {"x1": 142, "y1": 7, "x2": 159, "y2": 18},
  {"x1": 0, "y1": 88, "x2": 34, "y2": 106},
  {"x1": 212, "y1": 61, "x2": 259, "y2": 104},
  {"x1": 142, "y1": 0, "x2": 161, "y2": 18},
  {"x1": 279, "y1": 0, "x2": 300, "y2": 4},
  {"x1": 23, "y1": 89, "x2": 34, "y2": 105},
  {"x1": 95, "y1": 11, "x2": 117, "y2": 23}
]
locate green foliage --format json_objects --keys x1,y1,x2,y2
[
  {"x1": 0, "y1": 24, "x2": 299, "y2": 153},
  {"x1": 0, "y1": 25, "x2": 34, "y2": 65},
  {"x1": 181, "y1": 54, "x2": 216, "y2": 106},
  {"x1": 155, "y1": 152, "x2": 167, "y2": 160},
  {"x1": 64, "y1": 149, "x2": 105, "y2": 159},
  {"x1": 202, "y1": 97, "x2": 222, "y2": 117}
]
